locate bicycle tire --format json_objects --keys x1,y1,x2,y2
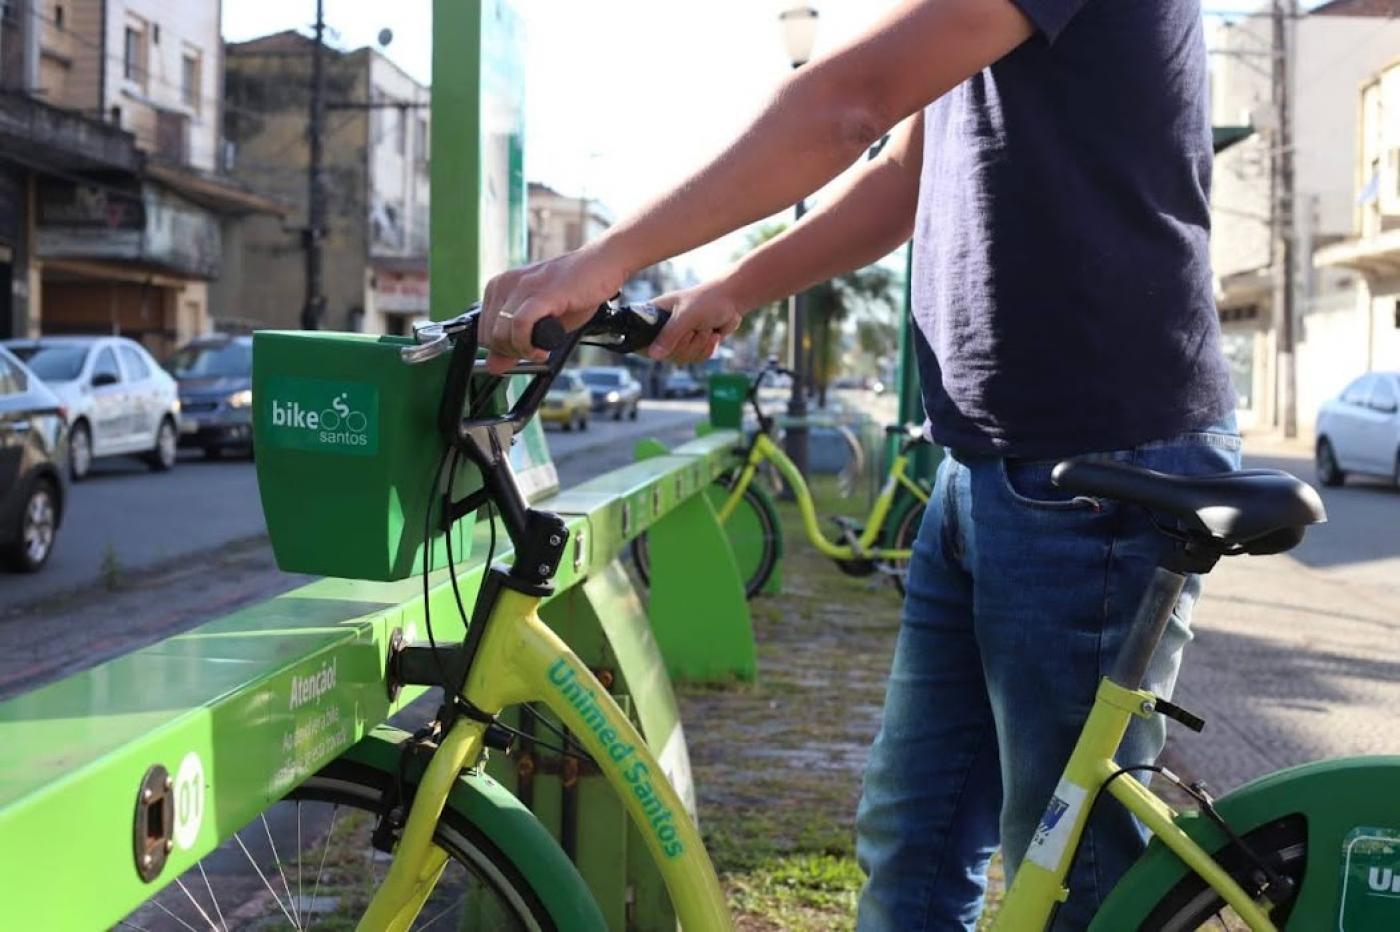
[
  {"x1": 886, "y1": 501, "x2": 926, "y2": 598},
  {"x1": 1135, "y1": 814, "x2": 1306, "y2": 931},
  {"x1": 118, "y1": 757, "x2": 563, "y2": 931},
  {"x1": 632, "y1": 475, "x2": 779, "y2": 599}
]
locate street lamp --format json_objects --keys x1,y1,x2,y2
[
  {"x1": 779, "y1": 6, "x2": 820, "y2": 68},
  {"x1": 779, "y1": 4, "x2": 819, "y2": 479}
]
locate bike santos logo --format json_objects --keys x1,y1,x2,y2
[{"x1": 264, "y1": 377, "x2": 378, "y2": 456}]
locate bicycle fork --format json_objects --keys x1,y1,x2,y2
[{"x1": 363, "y1": 578, "x2": 733, "y2": 931}]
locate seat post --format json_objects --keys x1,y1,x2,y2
[{"x1": 1109, "y1": 567, "x2": 1188, "y2": 691}]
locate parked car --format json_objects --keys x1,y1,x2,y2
[
  {"x1": 1316, "y1": 370, "x2": 1400, "y2": 487},
  {"x1": 541, "y1": 370, "x2": 591, "y2": 432},
  {"x1": 663, "y1": 369, "x2": 704, "y2": 399},
  {"x1": 167, "y1": 335, "x2": 254, "y2": 458},
  {"x1": 579, "y1": 366, "x2": 642, "y2": 420},
  {"x1": 0, "y1": 346, "x2": 68, "y2": 572},
  {"x1": 5, "y1": 336, "x2": 180, "y2": 480}
]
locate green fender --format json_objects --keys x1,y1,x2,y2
[
  {"x1": 339, "y1": 725, "x2": 607, "y2": 931},
  {"x1": 1090, "y1": 756, "x2": 1400, "y2": 930}
]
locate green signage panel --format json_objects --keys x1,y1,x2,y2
[{"x1": 1341, "y1": 826, "x2": 1400, "y2": 930}]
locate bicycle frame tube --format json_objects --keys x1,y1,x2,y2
[
  {"x1": 361, "y1": 584, "x2": 732, "y2": 931},
  {"x1": 993, "y1": 679, "x2": 1277, "y2": 931},
  {"x1": 720, "y1": 434, "x2": 920, "y2": 561}
]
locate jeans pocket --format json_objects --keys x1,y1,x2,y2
[{"x1": 999, "y1": 458, "x2": 1102, "y2": 511}]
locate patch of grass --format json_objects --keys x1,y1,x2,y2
[{"x1": 100, "y1": 542, "x2": 124, "y2": 590}]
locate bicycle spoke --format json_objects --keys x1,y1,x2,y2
[
  {"x1": 232, "y1": 830, "x2": 299, "y2": 928},
  {"x1": 297, "y1": 802, "x2": 304, "y2": 928},
  {"x1": 262, "y1": 811, "x2": 302, "y2": 928},
  {"x1": 174, "y1": 877, "x2": 220, "y2": 932},
  {"x1": 306, "y1": 804, "x2": 341, "y2": 931},
  {"x1": 196, "y1": 861, "x2": 228, "y2": 932},
  {"x1": 414, "y1": 890, "x2": 471, "y2": 932},
  {"x1": 150, "y1": 897, "x2": 201, "y2": 932},
  {"x1": 117, "y1": 921, "x2": 152, "y2": 931}
]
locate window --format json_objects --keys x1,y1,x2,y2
[
  {"x1": 118, "y1": 345, "x2": 151, "y2": 381},
  {"x1": 1341, "y1": 375, "x2": 1373, "y2": 407},
  {"x1": 415, "y1": 116, "x2": 429, "y2": 164},
  {"x1": 92, "y1": 347, "x2": 121, "y2": 385},
  {"x1": 54, "y1": 4, "x2": 64, "y2": 29},
  {"x1": 124, "y1": 19, "x2": 147, "y2": 86},
  {"x1": 396, "y1": 107, "x2": 408, "y2": 156},
  {"x1": 1371, "y1": 376, "x2": 1398, "y2": 412},
  {"x1": 1394, "y1": 298, "x2": 1400, "y2": 330},
  {"x1": 181, "y1": 51, "x2": 201, "y2": 112},
  {"x1": 0, "y1": 355, "x2": 27, "y2": 396},
  {"x1": 151, "y1": 23, "x2": 159, "y2": 44}
]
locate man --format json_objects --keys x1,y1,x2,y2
[{"x1": 482, "y1": 1, "x2": 1239, "y2": 927}]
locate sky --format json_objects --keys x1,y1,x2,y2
[{"x1": 222, "y1": 1, "x2": 1322, "y2": 278}]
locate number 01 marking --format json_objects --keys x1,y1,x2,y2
[{"x1": 172, "y1": 751, "x2": 206, "y2": 851}]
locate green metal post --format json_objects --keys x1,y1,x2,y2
[{"x1": 892, "y1": 244, "x2": 940, "y2": 480}]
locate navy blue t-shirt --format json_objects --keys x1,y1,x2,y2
[{"x1": 911, "y1": 0, "x2": 1235, "y2": 458}]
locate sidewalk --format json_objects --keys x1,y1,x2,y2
[{"x1": 1165, "y1": 439, "x2": 1400, "y2": 791}]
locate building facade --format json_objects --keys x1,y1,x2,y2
[
  {"x1": 1209, "y1": 1, "x2": 1400, "y2": 432},
  {"x1": 214, "y1": 31, "x2": 430, "y2": 336},
  {"x1": 1313, "y1": 56, "x2": 1400, "y2": 378},
  {"x1": 0, "y1": 0, "x2": 275, "y2": 354}
]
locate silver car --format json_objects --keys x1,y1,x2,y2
[
  {"x1": 1315, "y1": 371, "x2": 1400, "y2": 488},
  {"x1": 5, "y1": 336, "x2": 181, "y2": 480}
]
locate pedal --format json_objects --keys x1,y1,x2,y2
[{"x1": 1155, "y1": 698, "x2": 1206, "y2": 733}]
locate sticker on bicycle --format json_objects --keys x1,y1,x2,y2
[
  {"x1": 262, "y1": 376, "x2": 379, "y2": 456},
  {"x1": 1025, "y1": 778, "x2": 1089, "y2": 872},
  {"x1": 172, "y1": 751, "x2": 206, "y2": 851},
  {"x1": 1339, "y1": 826, "x2": 1400, "y2": 930},
  {"x1": 549, "y1": 658, "x2": 686, "y2": 859}
]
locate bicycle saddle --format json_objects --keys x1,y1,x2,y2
[{"x1": 1052, "y1": 460, "x2": 1327, "y2": 555}]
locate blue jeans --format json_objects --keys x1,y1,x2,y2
[{"x1": 855, "y1": 419, "x2": 1241, "y2": 931}]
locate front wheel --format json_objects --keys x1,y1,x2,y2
[
  {"x1": 118, "y1": 758, "x2": 569, "y2": 931},
  {"x1": 882, "y1": 500, "x2": 926, "y2": 597},
  {"x1": 147, "y1": 417, "x2": 178, "y2": 471},
  {"x1": 1316, "y1": 437, "x2": 1345, "y2": 487},
  {"x1": 5, "y1": 478, "x2": 58, "y2": 572},
  {"x1": 1136, "y1": 815, "x2": 1307, "y2": 931},
  {"x1": 632, "y1": 475, "x2": 779, "y2": 599},
  {"x1": 69, "y1": 421, "x2": 92, "y2": 481}
]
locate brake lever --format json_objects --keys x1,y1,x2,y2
[{"x1": 402, "y1": 304, "x2": 481, "y2": 365}]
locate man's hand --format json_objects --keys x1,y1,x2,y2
[
  {"x1": 647, "y1": 281, "x2": 745, "y2": 365},
  {"x1": 480, "y1": 243, "x2": 626, "y2": 374}
]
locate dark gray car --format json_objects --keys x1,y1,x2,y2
[
  {"x1": 0, "y1": 346, "x2": 68, "y2": 572},
  {"x1": 579, "y1": 366, "x2": 642, "y2": 420},
  {"x1": 168, "y1": 336, "x2": 255, "y2": 458}
]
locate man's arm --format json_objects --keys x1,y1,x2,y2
[
  {"x1": 650, "y1": 114, "x2": 924, "y2": 363},
  {"x1": 483, "y1": 0, "x2": 1032, "y2": 371}
]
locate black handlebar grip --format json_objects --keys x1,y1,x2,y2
[{"x1": 530, "y1": 317, "x2": 567, "y2": 352}]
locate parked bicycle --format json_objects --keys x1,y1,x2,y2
[{"x1": 634, "y1": 357, "x2": 932, "y2": 597}]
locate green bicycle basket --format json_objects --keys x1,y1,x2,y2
[
  {"x1": 707, "y1": 372, "x2": 750, "y2": 430},
  {"x1": 252, "y1": 330, "x2": 481, "y2": 581}
]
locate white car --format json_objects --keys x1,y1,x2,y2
[
  {"x1": 1315, "y1": 370, "x2": 1400, "y2": 488},
  {"x1": 5, "y1": 336, "x2": 181, "y2": 480}
]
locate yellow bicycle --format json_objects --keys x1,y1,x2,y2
[{"x1": 634, "y1": 359, "x2": 933, "y2": 596}]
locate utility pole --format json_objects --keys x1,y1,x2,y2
[
  {"x1": 785, "y1": 198, "x2": 810, "y2": 478},
  {"x1": 1271, "y1": 0, "x2": 1298, "y2": 438},
  {"x1": 301, "y1": 0, "x2": 327, "y2": 330}
]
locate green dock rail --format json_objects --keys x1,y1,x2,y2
[{"x1": 0, "y1": 428, "x2": 759, "y2": 929}]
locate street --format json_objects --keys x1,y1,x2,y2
[
  {"x1": 0, "y1": 399, "x2": 707, "y2": 611},
  {"x1": 1168, "y1": 438, "x2": 1400, "y2": 792}
]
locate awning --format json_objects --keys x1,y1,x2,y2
[
  {"x1": 1314, "y1": 227, "x2": 1400, "y2": 277},
  {"x1": 145, "y1": 163, "x2": 289, "y2": 217},
  {"x1": 1213, "y1": 125, "x2": 1254, "y2": 155}
]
